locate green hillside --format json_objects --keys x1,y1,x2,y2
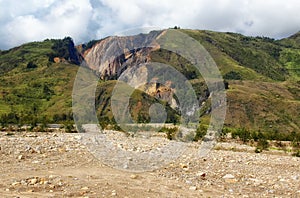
[
  {"x1": 179, "y1": 29, "x2": 300, "y2": 133},
  {"x1": 0, "y1": 39, "x2": 78, "y2": 125},
  {"x1": 0, "y1": 29, "x2": 299, "y2": 136}
]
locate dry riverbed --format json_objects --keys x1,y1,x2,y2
[{"x1": 0, "y1": 131, "x2": 299, "y2": 197}]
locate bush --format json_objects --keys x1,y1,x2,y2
[
  {"x1": 255, "y1": 147, "x2": 262, "y2": 153},
  {"x1": 26, "y1": 61, "x2": 37, "y2": 69},
  {"x1": 194, "y1": 124, "x2": 207, "y2": 141},
  {"x1": 256, "y1": 138, "x2": 269, "y2": 152},
  {"x1": 219, "y1": 127, "x2": 230, "y2": 141},
  {"x1": 224, "y1": 71, "x2": 242, "y2": 80},
  {"x1": 98, "y1": 116, "x2": 110, "y2": 129},
  {"x1": 232, "y1": 128, "x2": 251, "y2": 142},
  {"x1": 159, "y1": 127, "x2": 178, "y2": 140},
  {"x1": 64, "y1": 121, "x2": 76, "y2": 133},
  {"x1": 292, "y1": 150, "x2": 300, "y2": 157}
]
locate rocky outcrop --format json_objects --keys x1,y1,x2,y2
[
  {"x1": 81, "y1": 30, "x2": 181, "y2": 107},
  {"x1": 82, "y1": 31, "x2": 163, "y2": 80},
  {"x1": 50, "y1": 37, "x2": 81, "y2": 65},
  {"x1": 143, "y1": 82, "x2": 178, "y2": 109}
]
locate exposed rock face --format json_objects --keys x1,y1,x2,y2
[
  {"x1": 53, "y1": 57, "x2": 62, "y2": 63},
  {"x1": 143, "y1": 82, "x2": 178, "y2": 109},
  {"x1": 82, "y1": 30, "x2": 180, "y2": 107},
  {"x1": 83, "y1": 31, "x2": 163, "y2": 80},
  {"x1": 81, "y1": 30, "x2": 209, "y2": 112}
]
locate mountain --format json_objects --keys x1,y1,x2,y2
[{"x1": 0, "y1": 29, "x2": 299, "y2": 136}]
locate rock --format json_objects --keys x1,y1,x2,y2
[
  {"x1": 223, "y1": 174, "x2": 235, "y2": 179},
  {"x1": 18, "y1": 155, "x2": 24, "y2": 160},
  {"x1": 249, "y1": 178, "x2": 263, "y2": 184},
  {"x1": 180, "y1": 163, "x2": 189, "y2": 171},
  {"x1": 49, "y1": 184, "x2": 55, "y2": 189},
  {"x1": 25, "y1": 145, "x2": 32, "y2": 152},
  {"x1": 130, "y1": 174, "x2": 138, "y2": 179},
  {"x1": 30, "y1": 178, "x2": 38, "y2": 185},
  {"x1": 291, "y1": 175, "x2": 299, "y2": 180},
  {"x1": 11, "y1": 181, "x2": 20, "y2": 186},
  {"x1": 40, "y1": 180, "x2": 49, "y2": 185},
  {"x1": 268, "y1": 190, "x2": 274, "y2": 194},
  {"x1": 74, "y1": 135, "x2": 82, "y2": 140},
  {"x1": 196, "y1": 172, "x2": 206, "y2": 179},
  {"x1": 81, "y1": 186, "x2": 89, "y2": 190},
  {"x1": 49, "y1": 175, "x2": 59, "y2": 179},
  {"x1": 111, "y1": 190, "x2": 117, "y2": 196},
  {"x1": 83, "y1": 33, "x2": 159, "y2": 81},
  {"x1": 223, "y1": 174, "x2": 237, "y2": 183},
  {"x1": 53, "y1": 57, "x2": 61, "y2": 63},
  {"x1": 21, "y1": 180, "x2": 27, "y2": 185},
  {"x1": 35, "y1": 146, "x2": 42, "y2": 154},
  {"x1": 189, "y1": 186, "x2": 197, "y2": 191}
]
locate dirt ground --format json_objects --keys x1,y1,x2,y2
[{"x1": 0, "y1": 131, "x2": 300, "y2": 197}]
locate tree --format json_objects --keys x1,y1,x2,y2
[
  {"x1": 26, "y1": 61, "x2": 37, "y2": 69},
  {"x1": 49, "y1": 37, "x2": 80, "y2": 65}
]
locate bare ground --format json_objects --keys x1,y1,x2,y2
[{"x1": 0, "y1": 131, "x2": 300, "y2": 197}]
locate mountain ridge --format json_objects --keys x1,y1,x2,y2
[{"x1": 0, "y1": 29, "x2": 299, "y2": 136}]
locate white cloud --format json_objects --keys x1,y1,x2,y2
[
  {"x1": 0, "y1": 0, "x2": 299, "y2": 49},
  {"x1": 94, "y1": 0, "x2": 300, "y2": 40},
  {"x1": 0, "y1": 0, "x2": 92, "y2": 49}
]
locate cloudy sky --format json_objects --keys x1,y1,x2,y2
[{"x1": 0, "y1": 0, "x2": 299, "y2": 50}]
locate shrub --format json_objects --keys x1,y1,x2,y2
[
  {"x1": 26, "y1": 61, "x2": 37, "y2": 69},
  {"x1": 255, "y1": 147, "x2": 262, "y2": 153},
  {"x1": 98, "y1": 116, "x2": 110, "y2": 129},
  {"x1": 292, "y1": 150, "x2": 300, "y2": 157},
  {"x1": 232, "y1": 128, "x2": 251, "y2": 142},
  {"x1": 159, "y1": 127, "x2": 178, "y2": 140},
  {"x1": 224, "y1": 71, "x2": 242, "y2": 80},
  {"x1": 64, "y1": 121, "x2": 76, "y2": 133},
  {"x1": 256, "y1": 138, "x2": 269, "y2": 152},
  {"x1": 194, "y1": 124, "x2": 207, "y2": 141},
  {"x1": 219, "y1": 127, "x2": 230, "y2": 141}
]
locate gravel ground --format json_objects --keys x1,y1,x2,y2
[{"x1": 0, "y1": 131, "x2": 299, "y2": 197}]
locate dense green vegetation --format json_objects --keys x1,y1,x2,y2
[
  {"x1": 0, "y1": 39, "x2": 78, "y2": 125},
  {"x1": 48, "y1": 37, "x2": 80, "y2": 65}
]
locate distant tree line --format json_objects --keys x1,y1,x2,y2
[
  {"x1": 220, "y1": 127, "x2": 300, "y2": 154},
  {"x1": 0, "y1": 111, "x2": 74, "y2": 127}
]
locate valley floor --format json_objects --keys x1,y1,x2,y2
[{"x1": 0, "y1": 131, "x2": 299, "y2": 197}]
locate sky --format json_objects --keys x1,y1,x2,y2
[{"x1": 0, "y1": 0, "x2": 299, "y2": 50}]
